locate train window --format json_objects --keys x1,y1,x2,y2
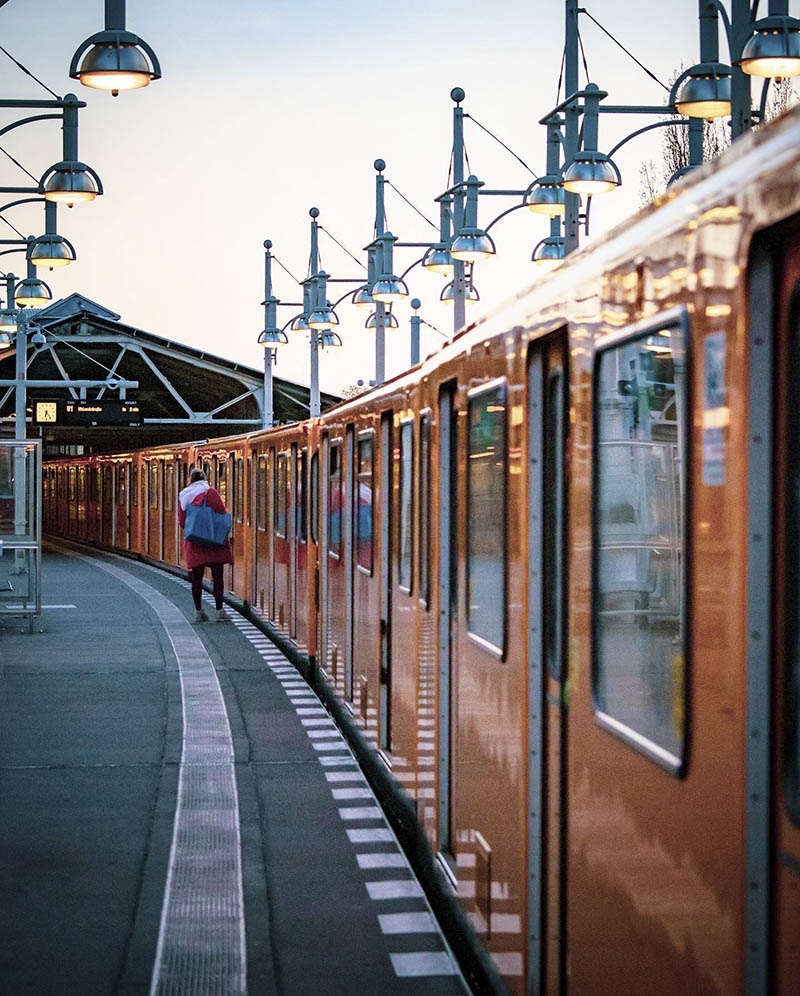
[
  {"x1": 310, "y1": 452, "x2": 319, "y2": 544},
  {"x1": 329, "y1": 442, "x2": 342, "y2": 557},
  {"x1": 592, "y1": 316, "x2": 688, "y2": 773},
  {"x1": 257, "y1": 455, "x2": 267, "y2": 531},
  {"x1": 117, "y1": 466, "x2": 127, "y2": 506},
  {"x1": 235, "y1": 457, "x2": 244, "y2": 523},
  {"x1": 131, "y1": 465, "x2": 138, "y2": 507},
  {"x1": 141, "y1": 465, "x2": 146, "y2": 507},
  {"x1": 78, "y1": 466, "x2": 87, "y2": 503},
  {"x1": 419, "y1": 413, "x2": 431, "y2": 607},
  {"x1": 467, "y1": 381, "x2": 507, "y2": 654},
  {"x1": 217, "y1": 458, "x2": 227, "y2": 505},
  {"x1": 297, "y1": 448, "x2": 307, "y2": 542},
  {"x1": 276, "y1": 452, "x2": 287, "y2": 537},
  {"x1": 356, "y1": 432, "x2": 374, "y2": 573},
  {"x1": 150, "y1": 462, "x2": 159, "y2": 510},
  {"x1": 202, "y1": 460, "x2": 210, "y2": 482},
  {"x1": 399, "y1": 419, "x2": 413, "y2": 591},
  {"x1": 164, "y1": 463, "x2": 175, "y2": 512}
]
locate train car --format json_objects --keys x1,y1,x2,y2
[{"x1": 41, "y1": 105, "x2": 800, "y2": 996}]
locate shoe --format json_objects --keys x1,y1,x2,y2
[
  {"x1": 215, "y1": 608, "x2": 229, "y2": 622},
  {"x1": 195, "y1": 609, "x2": 208, "y2": 622}
]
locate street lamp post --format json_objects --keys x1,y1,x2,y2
[
  {"x1": 410, "y1": 298, "x2": 422, "y2": 367},
  {"x1": 450, "y1": 89, "x2": 468, "y2": 332},
  {"x1": 374, "y1": 160, "x2": 387, "y2": 386},
  {"x1": 309, "y1": 209, "x2": 322, "y2": 417}
]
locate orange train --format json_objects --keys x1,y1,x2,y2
[{"x1": 43, "y1": 106, "x2": 800, "y2": 996}]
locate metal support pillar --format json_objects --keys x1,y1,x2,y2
[
  {"x1": 564, "y1": 0, "x2": 581, "y2": 254},
  {"x1": 263, "y1": 242, "x2": 276, "y2": 429},
  {"x1": 62, "y1": 94, "x2": 80, "y2": 161},
  {"x1": 105, "y1": 0, "x2": 127, "y2": 30},
  {"x1": 730, "y1": 0, "x2": 755, "y2": 137},
  {"x1": 410, "y1": 298, "x2": 421, "y2": 367},
  {"x1": 309, "y1": 208, "x2": 321, "y2": 418},
  {"x1": 374, "y1": 160, "x2": 387, "y2": 386},
  {"x1": 451, "y1": 89, "x2": 467, "y2": 333}
]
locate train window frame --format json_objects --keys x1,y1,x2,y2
[
  {"x1": 149, "y1": 462, "x2": 159, "y2": 511},
  {"x1": 310, "y1": 451, "x2": 319, "y2": 544},
  {"x1": 590, "y1": 306, "x2": 691, "y2": 777},
  {"x1": 235, "y1": 456, "x2": 244, "y2": 524},
  {"x1": 257, "y1": 455, "x2": 267, "y2": 532},
  {"x1": 131, "y1": 465, "x2": 138, "y2": 507},
  {"x1": 466, "y1": 378, "x2": 508, "y2": 659},
  {"x1": 164, "y1": 462, "x2": 175, "y2": 512},
  {"x1": 276, "y1": 451, "x2": 288, "y2": 538},
  {"x1": 784, "y1": 284, "x2": 800, "y2": 825},
  {"x1": 329, "y1": 440, "x2": 342, "y2": 559},
  {"x1": 419, "y1": 410, "x2": 432, "y2": 609},
  {"x1": 297, "y1": 447, "x2": 308, "y2": 543},
  {"x1": 398, "y1": 418, "x2": 414, "y2": 593},
  {"x1": 356, "y1": 430, "x2": 375, "y2": 575}
]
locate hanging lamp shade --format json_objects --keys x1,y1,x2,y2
[
  {"x1": 674, "y1": 62, "x2": 732, "y2": 118},
  {"x1": 0, "y1": 309, "x2": 17, "y2": 333},
  {"x1": 15, "y1": 278, "x2": 52, "y2": 307},
  {"x1": 29, "y1": 234, "x2": 76, "y2": 269},
  {"x1": 440, "y1": 280, "x2": 480, "y2": 305},
  {"x1": 258, "y1": 328, "x2": 289, "y2": 347},
  {"x1": 371, "y1": 275, "x2": 408, "y2": 304},
  {"x1": 561, "y1": 153, "x2": 620, "y2": 195},
  {"x1": 422, "y1": 245, "x2": 455, "y2": 275},
  {"x1": 738, "y1": 16, "x2": 800, "y2": 79},
  {"x1": 365, "y1": 311, "x2": 399, "y2": 329},
  {"x1": 70, "y1": 29, "x2": 161, "y2": 96},
  {"x1": 41, "y1": 161, "x2": 102, "y2": 206},
  {"x1": 532, "y1": 236, "x2": 565, "y2": 268},
  {"x1": 525, "y1": 176, "x2": 566, "y2": 217},
  {"x1": 352, "y1": 286, "x2": 374, "y2": 309},
  {"x1": 449, "y1": 229, "x2": 495, "y2": 264}
]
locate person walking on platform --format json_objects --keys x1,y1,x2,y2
[{"x1": 178, "y1": 468, "x2": 233, "y2": 622}]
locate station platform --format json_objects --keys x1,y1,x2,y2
[{"x1": 0, "y1": 546, "x2": 469, "y2": 996}]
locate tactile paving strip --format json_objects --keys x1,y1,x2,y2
[{"x1": 63, "y1": 551, "x2": 247, "y2": 996}]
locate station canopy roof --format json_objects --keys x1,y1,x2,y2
[{"x1": 0, "y1": 294, "x2": 339, "y2": 454}]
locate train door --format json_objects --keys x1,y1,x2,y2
[
  {"x1": 103, "y1": 464, "x2": 114, "y2": 545},
  {"x1": 345, "y1": 426, "x2": 355, "y2": 700},
  {"x1": 320, "y1": 435, "x2": 331, "y2": 677},
  {"x1": 437, "y1": 383, "x2": 457, "y2": 861},
  {"x1": 289, "y1": 444, "x2": 297, "y2": 639},
  {"x1": 527, "y1": 336, "x2": 569, "y2": 996},
  {"x1": 763, "y1": 230, "x2": 800, "y2": 996},
  {"x1": 379, "y1": 413, "x2": 393, "y2": 750}
]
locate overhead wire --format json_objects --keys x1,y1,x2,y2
[
  {"x1": 0, "y1": 213, "x2": 26, "y2": 239},
  {"x1": 318, "y1": 225, "x2": 367, "y2": 271},
  {"x1": 465, "y1": 115, "x2": 537, "y2": 177},
  {"x1": 0, "y1": 43, "x2": 60, "y2": 99},
  {"x1": 0, "y1": 145, "x2": 39, "y2": 183},
  {"x1": 580, "y1": 9, "x2": 670, "y2": 92},
  {"x1": 272, "y1": 254, "x2": 303, "y2": 285},
  {"x1": 385, "y1": 180, "x2": 439, "y2": 232}
]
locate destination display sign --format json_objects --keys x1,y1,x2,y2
[{"x1": 62, "y1": 400, "x2": 142, "y2": 426}]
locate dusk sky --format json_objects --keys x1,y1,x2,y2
[{"x1": 0, "y1": 1, "x2": 745, "y2": 393}]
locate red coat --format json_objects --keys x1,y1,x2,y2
[{"x1": 178, "y1": 486, "x2": 234, "y2": 569}]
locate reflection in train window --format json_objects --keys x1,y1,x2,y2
[
  {"x1": 467, "y1": 382, "x2": 507, "y2": 652},
  {"x1": 357, "y1": 433, "x2": 374, "y2": 573},
  {"x1": 69, "y1": 467, "x2": 76, "y2": 502},
  {"x1": 164, "y1": 463, "x2": 175, "y2": 511},
  {"x1": 310, "y1": 452, "x2": 319, "y2": 544},
  {"x1": 276, "y1": 453, "x2": 287, "y2": 537},
  {"x1": 78, "y1": 466, "x2": 87, "y2": 503},
  {"x1": 329, "y1": 442, "x2": 341, "y2": 557},
  {"x1": 257, "y1": 456, "x2": 267, "y2": 531},
  {"x1": 235, "y1": 457, "x2": 244, "y2": 523},
  {"x1": 419, "y1": 413, "x2": 431, "y2": 607},
  {"x1": 297, "y1": 448, "x2": 307, "y2": 542},
  {"x1": 217, "y1": 458, "x2": 227, "y2": 505},
  {"x1": 117, "y1": 465, "x2": 127, "y2": 506},
  {"x1": 399, "y1": 420, "x2": 413, "y2": 591},
  {"x1": 131, "y1": 465, "x2": 138, "y2": 507},
  {"x1": 150, "y1": 462, "x2": 160, "y2": 510},
  {"x1": 593, "y1": 320, "x2": 687, "y2": 771}
]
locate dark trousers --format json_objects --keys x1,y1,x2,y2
[{"x1": 190, "y1": 564, "x2": 224, "y2": 610}]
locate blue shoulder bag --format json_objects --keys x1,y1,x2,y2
[{"x1": 184, "y1": 493, "x2": 232, "y2": 547}]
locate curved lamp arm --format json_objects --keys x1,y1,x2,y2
[
  {"x1": 0, "y1": 114, "x2": 61, "y2": 143},
  {"x1": 0, "y1": 197, "x2": 45, "y2": 215},
  {"x1": 607, "y1": 118, "x2": 689, "y2": 158},
  {"x1": 400, "y1": 255, "x2": 426, "y2": 282},
  {"x1": 485, "y1": 200, "x2": 531, "y2": 234},
  {"x1": 331, "y1": 287, "x2": 360, "y2": 309},
  {"x1": 280, "y1": 313, "x2": 304, "y2": 333},
  {"x1": 708, "y1": 0, "x2": 733, "y2": 51}
]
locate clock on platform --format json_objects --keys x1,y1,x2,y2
[{"x1": 34, "y1": 401, "x2": 58, "y2": 424}]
